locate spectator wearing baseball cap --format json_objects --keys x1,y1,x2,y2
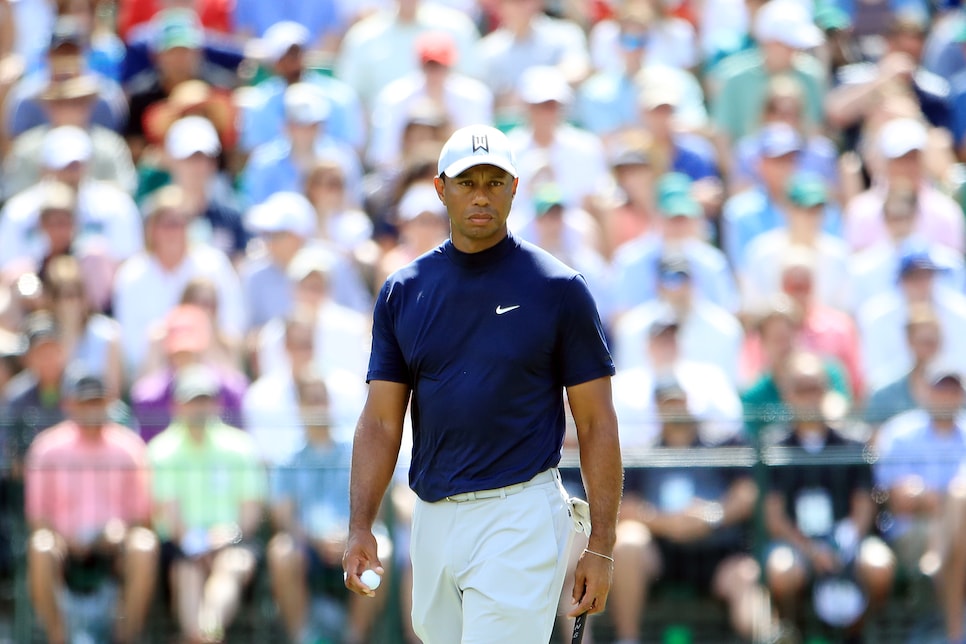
[
  {"x1": 238, "y1": 20, "x2": 365, "y2": 153},
  {"x1": 613, "y1": 253, "x2": 743, "y2": 383},
  {"x1": 730, "y1": 74, "x2": 839, "y2": 193},
  {"x1": 125, "y1": 8, "x2": 238, "y2": 161},
  {"x1": 474, "y1": 0, "x2": 588, "y2": 112},
  {"x1": 131, "y1": 304, "x2": 248, "y2": 443},
  {"x1": 741, "y1": 172, "x2": 851, "y2": 312},
  {"x1": 3, "y1": 74, "x2": 136, "y2": 199},
  {"x1": 710, "y1": 0, "x2": 827, "y2": 145},
  {"x1": 859, "y1": 243, "x2": 966, "y2": 389},
  {"x1": 844, "y1": 117, "x2": 964, "y2": 253},
  {"x1": 611, "y1": 173, "x2": 738, "y2": 322},
  {"x1": 508, "y1": 65, "x2": 609, "y2": 213},
  {"x1": 150, "y1": 113, "x2": 250, "y2": 258},
  {"x1": 240, "y1": 82, "x2": 363, "y2": 208},
  {"x1": 367, "y1": 30, "x2": 492, "y2": 174},
  {"x1": 334, "y1": 0, "x2": 480, "y2": 107},
  {"x1": 722, "y1": 121, "x2": 843, "y2": 270},
  {"x1": 375, "y1": 182, "x2": 450, "y2": 287},
  {"x1": 0, "y1": 126, "x2": 144, "y2": 279},
  {"x1": 849, "y1": 183, "x2": 966, "y2": 312},
  {"x1": 112, "y1": 185, "x2": 243, "y2": 377},
  {"x1": 254, "y1": 243, "x2": 371, "y2": 381}
]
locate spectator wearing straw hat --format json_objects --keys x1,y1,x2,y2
[{"x1": 3, "y1": 74, "x2": 135, "y2": 199}]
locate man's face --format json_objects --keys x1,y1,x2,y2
[
  {"x1": 51, "y1": 161, "x2": 85, "y2": 188},
  {"x1": 45, "y1": 96, "x2": 95, "y2": 127},
  {"x1": 71, "y1": 398, "x2": 108, "y2": 429},
  {"x1": 435, "y1": 165, "x2": 517, "y2": 252},
  {"x1": 27, "y1": 341, "x2": 66, "y2": 384},
  {"x1": 887, "y1": 151, "x2": 922, "y2": 185},
  {"x1": 149, "y1": 207, "x2": 189, "y2": 254},
  {"x1": 784, "y1": 374, "x2": 827, "y2": 421},
  {"x1": 527, "y1": 100, "x2": 563, "y2": 129},
  {"x1": 39, "y1": 209, "x2": 76, "y2": 253},
  {"x1": 274, "y1": 46, "x2": 304, "y2": 84},
  {"x1": 909, "y1": 321, "x2": 940, "y2": 363},
  {"x1": 285, "y1": 326, "x2": 315, "y2": 371},
  {"x1": 156, "y1": 46, "x2": 201, "y2": 85},
  {"x1": 179, "y1": 395, "x2": 216, "y2": 426},
  {"x1": 928, "y1": 378, "x2": 964, "y2": 422},
  {"x1": 657, "y1": 397, "x2": 697, "y2": 446},
  {"x1": 171, "y1": 152, "x2": 216, "y2": 187},
  {"x1": 900, "y1": 268, "x2": 934, "y2": 303},
  {"x1": 759, "y1": 152, "x2": 797, "y2": 194}
]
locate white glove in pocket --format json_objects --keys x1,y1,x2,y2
[{"x1": 567, "y1": 497, "x2": 592, "y2": 537}]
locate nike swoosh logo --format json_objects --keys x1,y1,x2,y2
[{"x1": 495, "y1": 305, "x2": 521, "y2": 315}]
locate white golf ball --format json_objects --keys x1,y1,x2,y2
[{"x1": 361, "y1": 569, "x2": 381, "y2": 589}]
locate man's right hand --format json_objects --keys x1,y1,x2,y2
[{"x1": 343, "y1": 529, "x2": 384, "y2": 598}]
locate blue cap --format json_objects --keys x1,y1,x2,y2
[{"x1": 759, "y1": 123, "x2": 802, "y2": 158}]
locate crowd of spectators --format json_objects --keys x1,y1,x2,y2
[{"x1": 1, "y1": 0, "x2": 966, "y2": 642}]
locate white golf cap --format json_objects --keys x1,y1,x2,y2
[
  {"x1": 246, "y1": 191, "x2": 317, "y2": 238},
  {"x1": 259, "y1": 21, "x2": 309, "y2": 63},
  {"x1": 878, "y1": 117, "x2": 928, "y2": 159},
  {"x1": 518, "y1": 65, "x2": 573, "y2": 105},
  {"x1": 754, "y1": 0, "x2": 824, "y2": 49},
  {"x1": 42, "y1": 125, "x2": 92, "y2": 169},
  {"x1": 398, "y1": 183, "x2": 446, "y2": 221},
  {"x1": 437, "y1": 124, "x2": 518, "y2": 178},
  {"x1": 284, "y1": 82, "x2": 330, "y2": 125},
  {"x1": 165, "y1": 115, "x2": 222, "y2": 160}
]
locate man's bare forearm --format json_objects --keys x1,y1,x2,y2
[
  {"x1": 578, "y1": 417, "x2": 623, "y2": 554},
  {"x1": 349, "y1": 417, "x2": 404, "y2": 532}
]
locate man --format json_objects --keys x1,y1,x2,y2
[
  {"x1": 874, "y1": 363, "x2": 966, "y2": 643},
  {"x1": 844, "y1": 117, "x2": 964, "y2": 253},
  {"x1": 239, "y1": 20, "x2": 365, "y2": 153},
  {"x1": 612, "y1": 379, "x2": 774, "y2": 643},
  {"x1": 148, "y1": 364, "x2": 266, "y2": 644},
  {"x1": 3, "y1": 73, "x2": 135, "y2": 199},
  {"x1": 507, "y1": 65, "x2": 609, "y2": 215},
  {"x1": 268, "y1": 370, "x2": 386, "y2": 644},
  {"x1": 240, "y1": 82, "x2": 362, "y2": 208},
  {"x1": 25, "y1": 372, "x2": 156, "y2": 644},
  {"x1": 367, "y1": 30, "x2": 492, "y2": 174},
  {"x1": 112, "y1": 185, "x2": 243, "y2": 376},
  {"x1": 343, "y1": 125, "x2": 622, "y2": 642},
  {"x1": 0, "y1": 125, "x2": 143, "y2": 277},
  {"x1": 763, "y1": 353, "x2": 895, "y2": 631}
]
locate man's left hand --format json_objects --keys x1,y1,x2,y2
[{"x1": 567, "y1": 548, "x2": 613, "y2": 618}]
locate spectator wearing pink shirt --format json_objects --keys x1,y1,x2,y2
[
  {"x1": 844, "y1": 117, "x2": 965, "y2": 253},
  {"x1": 25, "y1": 372, "x2": 157, "y2": 644}
]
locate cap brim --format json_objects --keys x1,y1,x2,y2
[{"x1": 441, "y1": 155, "x2": 518, "y2": 179}]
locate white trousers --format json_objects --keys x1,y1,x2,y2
[{"x1": 410, "y1": 469, "x2": 575, "y2": 644}]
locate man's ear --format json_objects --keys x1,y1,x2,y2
[
  {"x1": 512, "y1": 177, "x2": 519, "y2": 197},
  {"x1": 434, "y1": 176, "x2": 446, "y2": 204}
]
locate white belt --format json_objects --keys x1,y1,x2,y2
[{"x1": 444, "y1": 469, "x2": 559, "y2": 503}]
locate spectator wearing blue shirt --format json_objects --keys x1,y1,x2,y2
[
  {"x1": 239, "y1": 21, "x2": 365, "y2": 154},
  {"x1": 267, "y1": 371, "x2": 388, "y2": 644},
  {"x1": 613, "y1": 173, "x2": 737, "y2": 318},
  {"x1": 947, "y1": 23, "x2": 966, "y2": 159},
  {"x1": 722, "y1": 123, "x2": 841, "y2": 270},
  {"x1": 232, "y1": 0, "x2": 344, "y2": 51},
  {"x1": 240, "y1": 82, "x2": 362, "y2": 208},
  {"x1": 5, "y1": 16, "x2": 128, "y2": 138},
  {"x1": 874, "y1": 366, "x2": 966, "y2": 643}
]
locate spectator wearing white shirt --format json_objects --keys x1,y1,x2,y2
[
  {"x1": 507, "y1": 65, "x2": 609, "y2": 213},
  {"x1": 849, "y1": 182, "x2": 965, "y2": 313},
  {"x1": 243, "y1": 311, "x2": 365, "y2": 466},
  {"x1": 742, "y1": 172, "x2": 851, "y2": 312},
  {"x1": 368, "y1": 30, "x2": 492, "y2": 174},
  {"x1": 613, "y1": 312, "x2": 743, "y2": 449},
  {"x1": 476, "y1": 0, "x2": 589, "y2": 113},
  {"x1": 112, "y1": 185, "x2": 243, "y2": 377},
  {"x1": 612, "y1": 173, "x2": 738, "y2": 320},
  {"x1": 614, "y1": 255, "x2": 743, "y2": 382},
  {"x1": 335, "y1": 0, "x2": 480, "y2": 107},
  {"x1": 0, "y1": 126, "x2": 143, "y2": 280},
  {"x1": 256, "y1": 247, "x2": 370, "y2": 381},
  {"x1": 859, "y1": 248, "x2": 966, "y2": 390},
  {"x1": 376, "y1": 182, "x2": 450, "y2": 288}
]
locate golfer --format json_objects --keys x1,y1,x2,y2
[{"x1": 343, "y1": 124, "x2": 623, "y2": 642}]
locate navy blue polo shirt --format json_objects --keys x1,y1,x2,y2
[{"x1": 368, "y1": 233, "x2": 615, "y2": 502}]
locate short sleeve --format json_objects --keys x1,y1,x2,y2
[
  {"x1": 366, "y1": 280, "x2": 411, "y2": 385},
  {"x1": 557, "y1": 275, "x2": 615, "y2": 387}
]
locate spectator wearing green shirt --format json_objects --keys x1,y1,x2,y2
[
  {"x1": 710, "y1": 0, "x2": 828, "y2": 147},
  {"x1": 741, "y1": 303, "x2": 851, "y2": 440},
  {"x1": 148, "y1": 365, "x2": 267, "y2": 644}
]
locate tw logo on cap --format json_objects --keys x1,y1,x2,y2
[{"x1": 472, "y1": 134, "x2": 489, "y2": 154}]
